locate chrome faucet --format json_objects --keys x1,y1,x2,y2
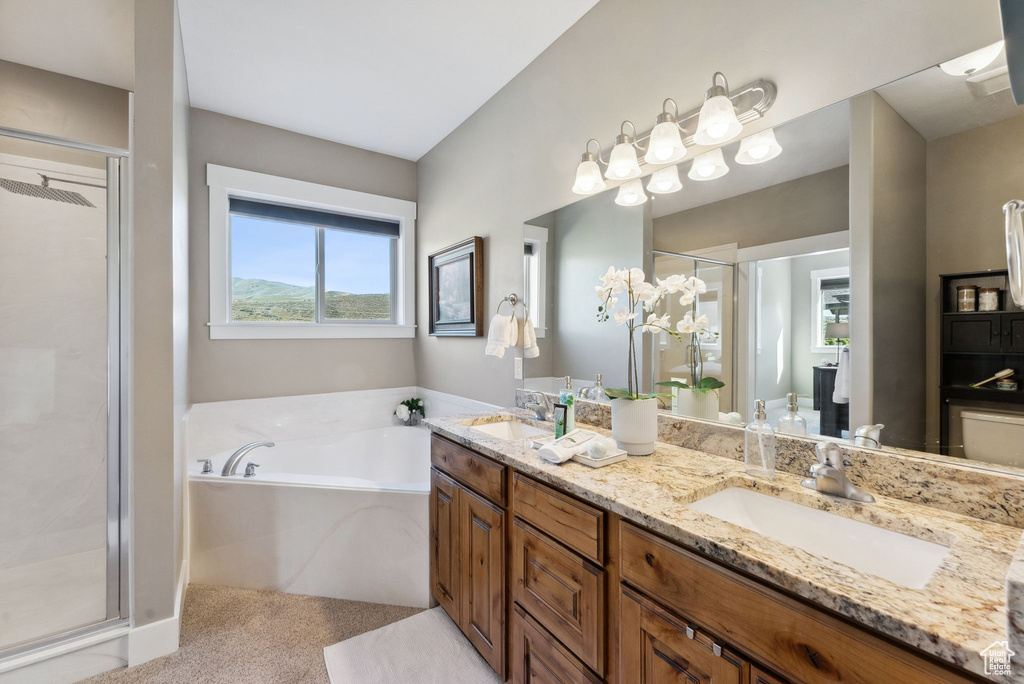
[
  {"x1": 524, "y1": 392, "x2": 554, "y2": 421},
  {"x1": 222, "y1": 441, "x2": 275, "y2": 476},
  {"x1": 852, "y1": 423, "x2": 884, "y2": 449},
  {"x1": 801, "y1": 442, "x2": 875, "y2": 503}
]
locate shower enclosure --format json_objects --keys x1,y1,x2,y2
[{"x1": 0, "y1": 128, "x2": 128, "y2": 656}]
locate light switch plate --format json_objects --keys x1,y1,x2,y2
[{"x1": 514, "y1": 357, "x2": 523, "y2": 380}]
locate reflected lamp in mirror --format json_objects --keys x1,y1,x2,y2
[
  {"x1": 615, "y1": 179, "x2": 647, "y2": 207},
  {"x1": 939, "y1": 40, "x2": 1004, "y2": 76},
  {"x1": 694, "y1": 72, "x2": 743, "y2": 145},
  {"x1": 647, "y1": 165, "x2": 682, "y2": 194},
  {"x1": 825, "y1": 321, "x2": 850, "y2": 363},
  {"x1": 644, "y1": 98, "x2": 687, "y2": 165},
  {"x1": 605, "y1": 121, "x2": 642, "y2": 180},
  {"x1": 735, "y1": 128, "x2": 783, "y2": 165},
  {"x1": 688, "y1": 148, "x2": 729, "y2": 181},
  {"x1": 572, "y1": 139, "x2": 606, "y2": 195}
]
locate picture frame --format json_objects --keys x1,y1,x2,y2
[{"x1": 428, "y1": 236, "x2": 484, "y2": 336}]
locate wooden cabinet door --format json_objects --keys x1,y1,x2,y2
[
  {"x1": 460, "y1": 486, "x2": 506, "y2": 677},
  {"x1": 750, "y1": 665, "x2": 788, "y2": 684},
  {"x1": 943, "y1": 314, "x2": 1002, "y2": 352},
  {"x1": 620, "y1": 585, "x2": 745, "y2": 684},
  {"x1": 1003, "y1": 313, "x2": 1024, "y2": 353},
  {"x1": 430, "y1": 468, "x2": 461, "y2": 623},
  {"x1": 511, "y1": 603, "x2": 603, "y2": 684}
]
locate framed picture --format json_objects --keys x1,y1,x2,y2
[{"x1": 429, "y1": 236, "x2": 484, "y2": 336}]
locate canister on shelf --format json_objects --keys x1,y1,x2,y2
[
  {"x1": 956, "y1": 285, "x2": 977, "y2": 312},
  {"x1": 978, "y1": 287, "x2": 1000, "y2": 312}
]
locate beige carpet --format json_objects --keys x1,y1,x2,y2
[
  {"x1": 323, "y1": 606, "x2": 500, "y2": 684},
  {"x1": 83, "y1": 584, "x2": 423, "y2": 684}
]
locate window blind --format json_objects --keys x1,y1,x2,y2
[{"x1": 229, "y1": 197, "x2": 400, "y2": 238}]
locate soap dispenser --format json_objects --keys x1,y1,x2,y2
[
  {"x1": 589, "y1": 373, "x2": 605, "y2": 401},
  {"x1": 744, "y1": 399, "x2": 776, "y2": 479},
  {"x1": 558, "y1": 376, "x2": 575, "y2": 433},
  {"x1": 777, "y1": 393, "x2": 808, "y2": 436}
]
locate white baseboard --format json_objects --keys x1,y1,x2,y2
[{"x1": 128, "y1": 559, "x2": 187, "y2": 666}]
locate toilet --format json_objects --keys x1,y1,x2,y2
[{"x1": 961, "y1": 410, "x2": 1024, "y2": 468}]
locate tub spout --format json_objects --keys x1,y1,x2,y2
[{"x1": 222, "y1": 441, "x2": 275, "y2": 476}]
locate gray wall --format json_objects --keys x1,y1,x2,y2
[
  {"x1": 132, "y1": 0, "x2": 190, "y2": 627},
  {"x1": 187, "y1": 108, "x2": 418, "y2": 403},
  {"x1": 924, "y1": 114, "x2": 1024, "y2": 451},
  {"x1": 547, "y1": 191, "x2": 648, "y2": 389},
  {"x1": 413, "y1": 0, "x2": 1000, "y2": 406},
  {"x1": 849, "y1": 92, "x2": 927, "y2": 450},
  {"x1": 653, "y1": 166, "x2": 849, "y2": 253}
]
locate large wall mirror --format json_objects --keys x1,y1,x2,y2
[{"x1": 522, "y1": 40, "x2": 1024, "y2": 472}]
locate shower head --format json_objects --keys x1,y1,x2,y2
[{"x1": 0, "y1": 177, "x2": 96, "y2": 207}]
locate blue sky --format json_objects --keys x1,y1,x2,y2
[{"x1": 231, "y1": 216, "x2": 391, "y2": 294}]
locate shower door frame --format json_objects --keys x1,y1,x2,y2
[{"x1": 0, "y1": 125, "x2": 131, "y2": 658}]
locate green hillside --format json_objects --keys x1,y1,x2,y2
[{"x1": 231, "y1": 278, "x2": 390, "y2": 321}]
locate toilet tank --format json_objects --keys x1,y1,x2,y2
[{"x1": 961, "y1": 410, "x2": 1024, "y2": 467}]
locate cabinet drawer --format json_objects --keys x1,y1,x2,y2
[
  {"x1": 942, "y1": 313, "x2": 1002, "y2": 352},
  {"x1": 512, "y1": 520, "x2": 604, "y2": 674},
  {"x1": 619, "y1": 522, "x2": 974, "y2": 684},
  {"x1": 511, "y1": 602, "x2": 602, "y2": 684},
  {"x1": 512, "y1": 473, "x2": 604, "y2": 564},
  {"x1": 431, "y1": 434, "x2": 506, "y2": 506}
]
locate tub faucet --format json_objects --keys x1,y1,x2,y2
[
  {"x1": 222, "y1": 441, "x2": 275, "y2": 476},
  {"x1": 801, "y1": 442, "x2": 875, "y2": 503}
]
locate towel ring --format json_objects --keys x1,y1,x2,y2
[{"x1": 496, "y1": 293, "x2": 518, "y2": 315}]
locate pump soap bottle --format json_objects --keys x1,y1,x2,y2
[
  {"x1": 777, "y1": 393, "x2": 808, "y2": 436},
  {"x1": 744, "y1": 399, "x2": 776, "y2": 479},
  {"x1": 559, "y1": 376, "x2": 575, "y2": 433}
]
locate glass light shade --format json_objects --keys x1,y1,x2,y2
[
  {"x1": 693, "y1": 94, "x2": 743, "y2": 145},
  {"x1": 688, "y1": 148, "x2": 729, "y2": 181},
  {"x1": 614, "y1": 179, "x2": 647, "y2": 206},
  {"x1": 735, "y1": 128, "x2": 782, "y2": 165},
  {"x1": 572, "y1": 159, "x2": 606, "y2": 194},
  {"x1": 606, "y1": 141, "x2": 642, "y2": 180},
  {"x1": 644, "y1": 121, "x2": 687, "y2": 164},
  {"x1": 646, "y1": 165, "x2": 682, "y2": 194},
  {"x1": 939, "y1": 41, "x2": 1004, "y2": 76}
]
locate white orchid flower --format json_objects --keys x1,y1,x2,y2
[
  {"x1": 656, "y1": 274, "x2": 683, "y2": 294},
  {"x1": 613, "y1": 308, "x2": 638, "y2": 327},
  {"x1": 641, "y1": 312, "x2": 670, "y2": 333},
  {"x1": 676, "y1": 314, "x2": 697, "y2": 334},
  {"x1": 679, "y1": 291, "x2": 695, "y2": 307},
  {"x1": 634, "y1": 281, "x2": 660, "y2": 309},
  {"x1": 599, "y1": 266, "x2": 625, "y2": 295},
  {"x1": 627, "y1": 267, "x2": 645, "y2": 286},
  {"x1": 695, "y1": 313, "x2": 710, "y2": 332}
]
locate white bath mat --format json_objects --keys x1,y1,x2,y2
[{"x1": 323, "y1": 606, "x2": 501, "y2": 684}]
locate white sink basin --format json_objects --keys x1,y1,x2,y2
[
  {"x1": 470, "y1": 420, "x2": 552, "y2": 441},
  {"x1": 688, "y1": 487, "x2": 949, "y2": 589}
]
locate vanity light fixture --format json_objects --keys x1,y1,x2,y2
[
  {"x1": 572, "y1": 139, "x2": 607, "y2": 195},
  {"x1": 939, "y1": 41, "x2": 1005, "y2": 76},
  {"x1": 614, "y1": 179, "x2": 647, "y2": 206},
  {"x1": 688, "y1": 148, "x2": 729, "y2": 181},
  {"x1": 605, "y1": 121, "x2": 643, "y2": 180},
  {"x1": 693, "y1": 73, "x2": 743, "y2": 145},
  {"x1": 644, "y1": 99, "x2": 687, "y2": 165},
  {"x1": 647, "y1": 165, "x2": 682, "y2": 194},
  {"x1": 735, "y1": 128, "x2": 783, "y2": 165}
]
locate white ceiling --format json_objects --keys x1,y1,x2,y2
[
  {"x1": 876, "y1": 49, "x2": 1024, "y2": 141},
  {"x1": 650, "y1": 101, "x2": 851, "y2": 218},
  {"x1": 0, "y1": 0, "x2": 134, "y2": 90},
  {"x1": 177, "y1": 0, "x2": 598, "y2": 160}
]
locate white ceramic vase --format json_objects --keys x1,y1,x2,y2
[
  {"x1": 674, "y1": 389, "x2": 719, "y2": 421},
  {"x1": 610, "y1": 397, "x2": 658, "y2": 456}
]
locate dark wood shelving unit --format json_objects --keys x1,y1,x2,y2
[{"x1": 939, "y1": 269, "x2": 1024, "y2": 454}]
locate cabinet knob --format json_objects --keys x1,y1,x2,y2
[{"x1": 645, "y1": 553, "x2": 655, "y2": 567}]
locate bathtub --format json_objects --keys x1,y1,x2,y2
[{"x1": 186, "y1": 387, "x2": 495, "y2": 609}]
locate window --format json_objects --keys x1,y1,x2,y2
[
  {"x1": 207, "y1": 164, "x2": 415, "y2": 339},
  {"x1": 523, "y1": 225, "x2": 548, "y2": 337},
  {"x1": 811, "y1": 267, "x2": 850, "y2": 350}
]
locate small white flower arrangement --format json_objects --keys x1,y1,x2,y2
[
  {"x1": 395, "y1": 398, "x2": 425, "y2": 426},
  {"x1": 595, "y1": 266, "x2": 723, "y2": 400}
]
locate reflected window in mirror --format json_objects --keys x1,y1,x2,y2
[
  {"x1": 812, "y1": 267, "x2": 850, "y2": 352},
  {"x1": 523, "y1": 225, "x2": 548, "y2": 337}
]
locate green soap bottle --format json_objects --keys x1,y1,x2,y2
[{"x1": 558, "y1": 376, "x2": 575, "y2": 433}]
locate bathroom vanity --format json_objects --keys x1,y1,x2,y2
[{"x1": 426, "y1": 413, "x2": 1015, "y2": 683}]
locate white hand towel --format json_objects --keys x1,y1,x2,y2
[
  {"x1": 538, "y1": 429, "x2": 596, "y2": 464},
  {"x1": 522, "y1": 316, "x2": 540, "y2": 359},
  {"x1": 832, "y1": 346, "x2": 851, "y2": 405},
  {"x1": 484, "y1": 313, "x2": 517, "y2": 358}
]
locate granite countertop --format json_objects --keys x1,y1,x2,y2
[{"x1": 425, "y1": 409, "x2": 1021, "y2": 680}]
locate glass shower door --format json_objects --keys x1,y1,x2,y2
[{"x1": 0, "y1": 134, "x2": 124, "y2": 653}]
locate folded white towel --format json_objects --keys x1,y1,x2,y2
[
  {"x1": 833, "y1": 346, "x2": 851, "y2": 405},
  {"x1": 484, "y1": 313, "x2": 517, "y2": 358},
  {"x1": 538, "y1": 429, "x2": 597, "y2": 464},
  {"x1": 522, "y1": 316, "x2": 539, "y2": 359}
]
